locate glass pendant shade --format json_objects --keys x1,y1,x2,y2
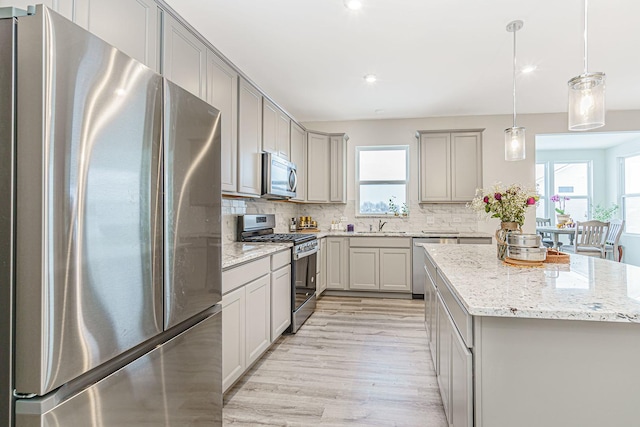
[
  {"x1": 505, "y1": 127, "x2": 526, "y2": 161},
  {"x1": 568, "y1": 72, "x2": 606, "y2": 131}
]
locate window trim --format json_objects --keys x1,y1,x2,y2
[
  {"x1": 536, "y1": 160, "x2": 592, "y2": 222},
  {"x1": 620, "y1": 154, "x2": 640, "y2": 235},
  {"x1": 356, "y1": 145, "x2": 409, "y2": 217}
]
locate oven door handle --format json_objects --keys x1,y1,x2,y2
[{"x1": 293, "y1": 246, "x2": 318, "y2": 260}]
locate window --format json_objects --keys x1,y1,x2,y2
[
  {"x1": 621, "y1": 154, "x2": 640, "y2": 234},
  {"x1": 536, "y1": 161, "x2": 591, "y2": 223},
  {"x1": 356, "y1": 146, "x2": 408, "y2": 215}
]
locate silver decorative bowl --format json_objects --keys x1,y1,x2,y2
[
  {"x1": 506, "y1": 233, "x2": 541, "y2": 248},
  {"x1": 507, "y1": 246, "x2": 547, "y2": 262}
]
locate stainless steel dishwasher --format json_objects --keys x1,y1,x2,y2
[{"x1": 412, "y1": 237, "x2": 458, "y2": 298}]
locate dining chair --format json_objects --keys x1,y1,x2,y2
[
  {"x1": 536, "y1": 217, "x2": 555, "y2": 248},
  {"x1": 604, "y1": 219, "x2": 625, "y2": 262},
  {"x1": 562, "y1": 220, "x2": 609, "y2": 258}
]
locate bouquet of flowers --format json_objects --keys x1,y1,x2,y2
[
  {"x1": 550, "y1": 194, "x2": 570, "y2": 215},
  {"x1": 468, "y1": 183, "x2": 539, "y2": 226}
]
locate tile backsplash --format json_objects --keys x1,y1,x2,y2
[{"x1": 223, "y1": 197, "x2": 478, "y2": 243}]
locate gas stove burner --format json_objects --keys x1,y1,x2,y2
[{"x1": 243, "y1": 233, "x2": 315, "y2": 244}]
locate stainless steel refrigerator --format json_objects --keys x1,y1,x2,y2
[{"x1": 0, "y1": 5, "x2": 222, "y2": 426}]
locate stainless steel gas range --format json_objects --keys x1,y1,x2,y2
[{"x1": 238, "y1": 214, "x2": 318, "y2": 333}]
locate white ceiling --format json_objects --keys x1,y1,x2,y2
[{"x1": 163, "y1": 0, "x2": 640, "y2": 123}]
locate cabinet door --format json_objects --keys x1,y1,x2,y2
[
  {"x1": 270, "y1": 264, "x2": 291, "y2": 341},
  {"x1": 245, "y1": 274, "x2": 271, "y2": 366},
  {"x1": 329, "y1": 134, "x2": 346, "y2": 203},
  {"x1": 379, "y1": 248, "x2": 411, "y2": 292},
  {"x1": 306, "y1": 133, "x2": 330, "y2": 202},
  {"x1": 262, "y1": 98, "x2": 279, "y2": 155},
  {"x1": 429, "y1": 276, "x2": 438, "y2": 366},
  {"x1": 276, "y1": 109, "x2": 291, "y2": 160},
  {"x1": 451, "y1": 132, "x2": 482, "y2": 202},
  {"x1": 290, "y1": 122, "x2": 307, "y2": 202},
  {"x1": 237, "y1": 78, "x2": 263, "y2": 196},
  {"x1": 162, "y1": 13, "x2": 206, "y2": 99},
  {"x1": 207, "y1": 50, "x2": 238, "y2": 194},
  {"x1": 222, "y1": 287, "x2": 245, "y2": 392},
  {"x1": 451, "y1": 321, "x2": 473, "y2": 427},
  {"x1": 349, "y1": 248, "x2": 379, "y2": 290},
  {"x1": 326, "y1": 238, "x2": 347, "y2": 290},
  {"x1": 437, "y1": 294, "x2": 452, "y2": 422},
  {"x1": 75, "y1": 0, "x2": 159, "y2": 71},
  {"x1": 419, "y1": 133, "x2": 451, "y2": 202}
]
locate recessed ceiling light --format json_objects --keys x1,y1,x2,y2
[
  {"x1": 364, "y1": 74, "x2": 377, "y2": 83},
  {"x1": 521, "y1": 65, "x2": 537, "y2": 74},
  {"x1": 344, "y1": 0, "x2": 362, "y2": 10}
]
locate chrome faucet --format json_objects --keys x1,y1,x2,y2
[{"x1": 378, "y1": 219, "x2": 387, "y2": 232}]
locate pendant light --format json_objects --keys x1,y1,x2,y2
[
  {"x1": 505, "y1": 20, "x2": 525, "y2": 162},
  {"x1": 568, "y1": 0, "x2": 605, "y2": 131}
]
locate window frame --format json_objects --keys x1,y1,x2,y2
[
  {"x1": 536, "y1": 160, "x2": 592, "y2": 223},
  {"x1": 356, "y1": 145, "x2": 410, "y2": 217},
  {"x1": 619, "y1": 153, "x2": 640, "y2": 235}
]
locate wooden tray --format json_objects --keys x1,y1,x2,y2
[
  {"x1": 296, "y1": 228, "x2": 320, "y2": 233},
  {"x1": 504, "y1": 257, "x2": 544, "y2": 267},
  {"x1": 545, "y1": 249, "x2": 570, "y2": 264}
]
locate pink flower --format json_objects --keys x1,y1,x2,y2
[
  {"x1": 527, "y1": 197, "x2": 536, "y2": 205},
  {"x1": 494, "y1": 193, "x2": 502, "y2": 201},
  {"x1": 483, "y1": 196, "x2": 489, "y2": 203}
]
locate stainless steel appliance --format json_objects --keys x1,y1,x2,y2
[
  {"x1": 238, "y1": 214, "x2": 317, "y2": 333},
  {"x1": 262, "y1": 152, "x2": 297, "y2": 199},
  {"x1": 412, "y1": 237, "x2": 458, "y2": 298},
  {"x1": 0, "y1": 6, "x2": 222, "y2": 426}
]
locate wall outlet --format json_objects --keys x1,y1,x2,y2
[
  {"x1": 453, "y1": 216, "x2": 462, "y2": 223},
  {"x1": 426, "y1": 216, "x2": 435, "y2": 224},
  {"x1": 340, "y1": 216, "x2": 348, "y2": 222}
]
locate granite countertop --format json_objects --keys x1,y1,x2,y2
[
  {"x1": 421, "y1": 244, "x2": 640, "y2": 323},
  {"x1": 316, "y1": 231, "x2": 492, "y2": 238},
  {"x1": 223, "y1": 242, "x2": 291, "y2": 270}
]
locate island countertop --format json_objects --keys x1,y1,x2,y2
[{"x1": 421, "y1": 244, "x2": 640, "y2": 323}]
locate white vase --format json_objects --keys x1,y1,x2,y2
[{"x1": 556, "y1": 214, "x2": 570, "y2": 224}]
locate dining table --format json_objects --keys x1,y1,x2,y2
[{"x1": 536, "y1": 225, "x2": 576, "y2": 248}]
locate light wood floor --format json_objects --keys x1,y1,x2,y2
[{"x1": 223, "y1": 296, "x2": 448, "y2": 426}]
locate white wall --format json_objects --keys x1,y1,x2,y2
[{"x1": 304, "y1": 110, "x2": 640, "y2": 237}]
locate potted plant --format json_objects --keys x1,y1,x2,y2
[
  {"x1": 388, "y1": 196, "x2": 399, "y2": 216},
  {"x1": 550, "y1": 194, "x2": 571, "y2": 224},
  {"x1": 591, "y1": 203, "x2": 619, "y2": 222}
]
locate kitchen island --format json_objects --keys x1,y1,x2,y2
[{"x1": 421, "y1": 244, "x2": 640, "y2": 427}]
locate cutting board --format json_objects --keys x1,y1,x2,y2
[{"x1": 504, "y1": 257, "x2": 544, "y2": 267}]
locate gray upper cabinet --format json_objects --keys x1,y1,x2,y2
[
  {"x1": 262, "y1": 98, "x2": 290, "y2": 160},
  {"x1": 306, "y1": 132, "x2": 330, "y2": 202},
  {"x1": 329, "y1": 134, "x2": 347, "y2": 203},
  {"x1": 237, "y1": 77, "x2": 263, "y2": 196},
  {"x1": 418, "y1": 130, "x2": 482, "y2": 203},
  {"x1": 162, "y1": 13, "x2": 207, "y2": 99},
  {"x1": 207, "y1": 50, "x2": 238, "y2": 194},
  {"x1": 290, "y1": 122, "x2": 307, "y2": 202},
  {"x1": 75, "y1": 0, "x2": 159, "y2": 71}
]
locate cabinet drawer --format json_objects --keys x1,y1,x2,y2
[
  {"x1": 271, "y1": 249, "x2": 291, "y2": 271},
  {"x1": 349, "y1": 237, "x2": 411, "y2": 248},
  {"x1": 436, "y1": 270, "x2": 472, "y2": 348},
  {"x1": 222, "y1": 257, "x2": 270, "y2": 294}
]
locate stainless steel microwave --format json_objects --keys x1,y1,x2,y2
[{"x1": 262, "y1": 152, "x2": 297, "y2": 199}]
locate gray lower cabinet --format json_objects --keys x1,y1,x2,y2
[
  {"x1": 75, "y1": 0, "x2": 159, "y2": 71},
  {"x1": 162, "y1": 13, "x2": 207, "y2": 99},
  {"x1": 326, "y1": 238, "x2": 348, "y2": 290},
  {"x1": 348, "y1": 238, "x2": 411, "y2": 293},
  {"x1": 429, "y1": 255, "x2": 474, "y2": 427}
]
